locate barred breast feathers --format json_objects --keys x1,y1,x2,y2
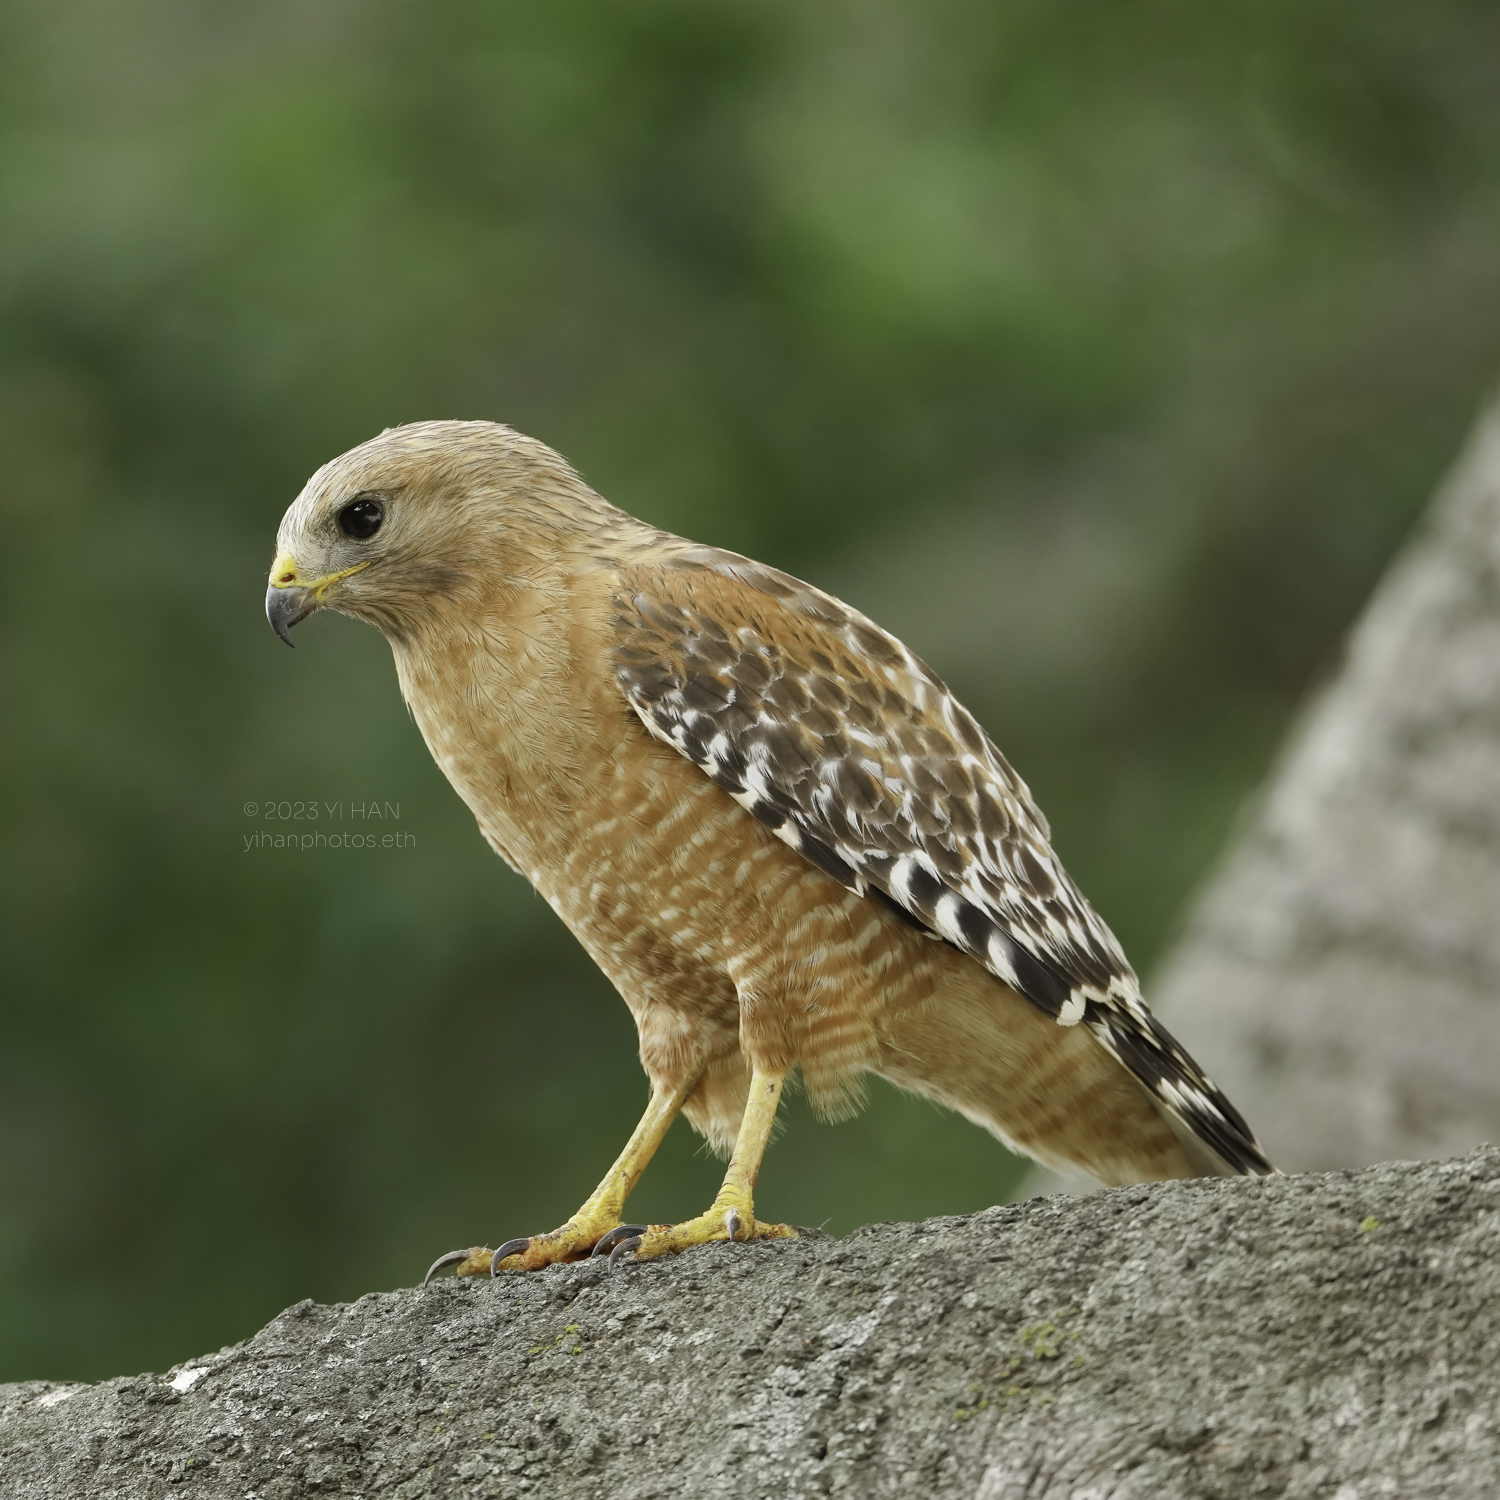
[{"x1": 609, "y1": 542, "x2": 1273, "y2": 1177}]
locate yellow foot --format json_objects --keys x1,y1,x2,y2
[
  {"x1": 421, "y1": 1216, "x2": 634, "y2": 1284},
  {"x1": 623, "y1": 1205, "x2": 798, "y2": 1264}
]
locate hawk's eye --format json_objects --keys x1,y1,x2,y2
[{"x1": 339, "y1": 496, "x2": 384, "y2": 540}]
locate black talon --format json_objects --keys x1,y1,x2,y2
[
  {"x1": 490, "y1": 1238, "x2": 533, "y2": 1276},
  {"x1": 592, "y1": 1224, "x2": 649, "y2": 1258},
  {"x1": 607, "y1": 1235, "x2": 644, "y2": 1269},
  {"x1": 724, "y1": 1209, "x2": 741, "y2": 1243},
  {"x1": 422, "y1": 1250, "x2": 468, "y2": 1288}
]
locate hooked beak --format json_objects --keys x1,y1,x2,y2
[{"x1": 265, "y1": 551, "x2": 368, "y2": 647}]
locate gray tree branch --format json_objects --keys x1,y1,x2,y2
[{"x1": 3, "y1": 1150, "x2": 1496, "y2": 1498}]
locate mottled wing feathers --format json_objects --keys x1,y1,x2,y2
[
  {"x1": 612, "y1": 551, "x2": 1121, "y2": 1005},
  {"x1": 610, "y1": 544, "x2": 1272, "y2": 1177}
]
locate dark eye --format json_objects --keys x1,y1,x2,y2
[{"x1": 339, "y1": 495, "x2": 384, "y2": 540}]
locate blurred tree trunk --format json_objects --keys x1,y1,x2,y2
[{"x1": 1151, "y1": 391, "x2": 1500, "y2": 1173}]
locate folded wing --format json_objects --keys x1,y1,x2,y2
[{"x1": 610, "y1": 543, "x2": 1272, "y2": 1176}]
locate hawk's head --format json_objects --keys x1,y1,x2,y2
[{"x1": 265, "y1": 419, "x2": 604, "y2": 646}]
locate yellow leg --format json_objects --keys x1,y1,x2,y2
[
  {"x1": 429, "y1": 1076, "x2": 696, "y2": 1280},
  {"x1": 627, "y1": 1067, "x2": 797, "y2": 1262}
]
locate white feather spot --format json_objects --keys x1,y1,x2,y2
[
  {"x1": 986, "y1": 933, "x2": 1016, "y2": 984},
  {"x1": 1056, "y1": 993, "x2": 1086, "y2": 1026},
  {"x1": 933, "y1": 894, "x2": 965, "y2": 944}
]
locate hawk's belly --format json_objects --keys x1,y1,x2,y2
[
  {"x1": 517, "y1": 724, "x2": 949, "y2": 1128},
  {"x1": 410, "y1": 664, "x2": 1196, "y2": 1178}
]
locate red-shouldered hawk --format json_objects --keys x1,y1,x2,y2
[{"x1": 266, "y1": 421, "x2": 1272, "y2": 1278}]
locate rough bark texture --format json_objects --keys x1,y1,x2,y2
[
  {"x1": 1152, "y1": 399, "x2": 1500, "y2": 1173},
  {"x1": 4, "y1": 1149, "x2": 1498, "y2": 1499}
]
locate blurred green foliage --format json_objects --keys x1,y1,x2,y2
[{"x1": 2, "y1": 0, "x2": 1499, "y2": 1381}]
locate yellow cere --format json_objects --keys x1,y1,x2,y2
[{"x1": 267, "y1": 551, "x2": 370, "y2": 599}]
